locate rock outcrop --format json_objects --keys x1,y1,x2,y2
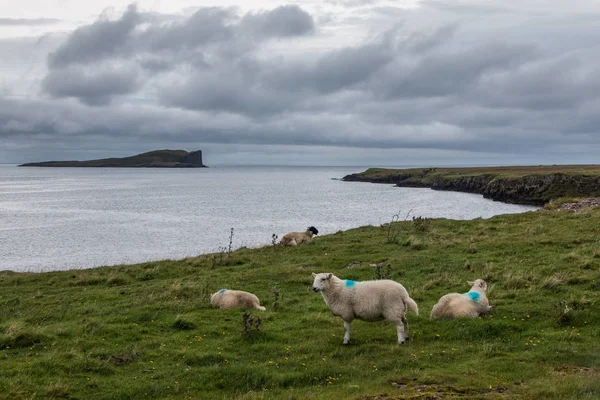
[{"x1": 343, "y1": 167, "x2": 600, "y2": 206}]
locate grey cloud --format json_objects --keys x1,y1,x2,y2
[
  {"x1": 159, "y1": 69, "x2": 293, "y2": 116},
  {"x1": 140, "y1": 7, "x2": 234, "y2": 52},
  {"x1": 240, "y1": 5, "x2": 315, "y2": 38},
  {"x1": 404, "y1": 24, "x2": 458, "y2": 53},
  {"x1": 265, "y1": 33, "x2": 395, "y2": 94},
  {"x1": 48, "y1": 4, "x2": 140, "y2": 68},
  {"x1": 373, "y1": 42, "x2": 539, "y2": 99},
  {"x1": 42, "y1": 66, "x2": 140, "y2": 106},
  {"x1": 474, "y1": 50, "x2": 600, "y2": 110},
  {"x1": 0, "y1": 18, "x2": 61, "y2": 26},
  {"x1": 5, "y1": 1, "x2": 600, "y2": 166},
  {"x1": 324, "y1": 0, "x2": 377, "y2": 7}
]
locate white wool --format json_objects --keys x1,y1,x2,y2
[
  {"x1": 312, "y1": 273, "x2": 418, "y2": 345},
  {"x1": 210, "y1": 289, "x2": 266, "y2": 311},
  {"x1": 430, "y1": 279, "x2": 493, "y2": 320}
]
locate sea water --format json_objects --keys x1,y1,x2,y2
[{"x1": 0, "y1": 165, "x2": 536, "y2": 272}]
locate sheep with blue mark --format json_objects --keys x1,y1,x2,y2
[
  {"x1": 429, "y1": 279, "x2": 493, "y2": 319},
  {"x1": 311, "y1": 273, "x2": 419, "y2": 345},
  {"x1": 210, "y1": 289, "x2": 266, "y2": 311}
]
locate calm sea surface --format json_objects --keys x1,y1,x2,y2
[{"x1": 0, "y1": 165, "x2": 537, "y2": 272}]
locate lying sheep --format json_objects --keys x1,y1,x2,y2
[
  {"x1": 280, "y1": 226, "x2": 318, "y2": 246},
  {"x1": 210, "y1": 289, "x2": 266, "y2": 311},
  {"x1": 311, "y1": 272, "x2": 419, "y2": 345},
  {"x1": 430, "y1": 279, "x2": 493, "y2": 319}
]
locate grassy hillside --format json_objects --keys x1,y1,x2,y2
[{"x1": 1, "y1": 208, "x2": 599, "y2": 399}]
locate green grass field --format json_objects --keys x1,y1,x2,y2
[{"x1": 1, "y1": 207, "x2": 599, "y2": 399}]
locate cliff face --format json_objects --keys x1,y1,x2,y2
[
  {"x1": 343, "y1": 168, "x2": 600, "y2": 206},
  {"x1": 182, "y1": 150, "x2": 203, "y2": 166},
  {"x1": 19, "y1": 150, "x2": 206, "y2": 168}
]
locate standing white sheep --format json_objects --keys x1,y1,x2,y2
[
  {"x1": 210, "y1": 289, "x2": 266, "y2": 311},
  {"x1": 311, "y1": 273, "x2": 419, "y2": 345},
  {"x1": 280, "y1": 226, "x2": 318, "y2": 246},
  {"x1": 430, "y1": 279, "x2": 493, "y2": 319}
]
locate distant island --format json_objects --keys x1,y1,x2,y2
[{"x1": 19, "y1": 150, "x2": 207, "y2": 168}]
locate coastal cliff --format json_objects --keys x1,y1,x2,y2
[
  {"x1": 19, "y1": 149, "x2": 207, "y2": 168},
  {"x1": 343, "y1": 166, "x2": 600, "y2": 206}
]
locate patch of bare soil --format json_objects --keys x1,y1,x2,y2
[{"x1": 554, "y1": 198, "x2": 600, "y2": 212}]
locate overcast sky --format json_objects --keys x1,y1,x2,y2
[{"x1": 1, "y1": 0, "x2": 599, "y2": 166}]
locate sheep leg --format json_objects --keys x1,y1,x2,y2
[
  {"x1": 394, "y1": 317, "x2": 408, "y2": 344},
  {"x1": 343, "y1": 321, "x2": 351, "y2": 345}
]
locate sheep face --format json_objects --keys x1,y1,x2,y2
[
  {"x1": 312, "y1": 272, "x2": 332, "y2": 292},
  {"x1": 468, "y1": 279, "x2": 488, "y2": 291},
  {"x1": 308, "y1": 226, "x2": 319, "y2": 236}
]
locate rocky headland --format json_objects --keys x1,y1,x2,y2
[
  {"x1": 343, "y1": 165, "x2": 600, "y2": 206},
  {"x1": 19, "y1": 149, "x2": 206, "y2": 168}
]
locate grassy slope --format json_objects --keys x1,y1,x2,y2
[
  {"x1": 1, "y1": 209, "x2": 599, "y2": 400},
  {"x1": 353, "y1": 165, "x2": 600, "y2": 179}
]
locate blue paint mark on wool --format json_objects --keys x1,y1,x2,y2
[
  {"x1": 345, "y1": 280, "x2": 356, "y2": 288},
  {"x1": 218, "y1": 289, "x2": 227, "y2": 294},
  {"x1": 466, "y1": 291, "x2": 480, "y2": 302}
]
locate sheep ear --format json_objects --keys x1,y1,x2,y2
[
  {"x1": 326, "y1": 273, "x2": 332, "y2": 280},
  {"x1": 467, "y1": 281, "x2": 475, "y2": 286},
  {"x1": 312, "y1": 273, "x2": 317, "y2": 278}
]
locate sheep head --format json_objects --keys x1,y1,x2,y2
[
  {"x1": 312, "y1": 272, "x2": 332, "y2": 292},
  {"x1": 467, "y1": 279, "x2": 487, "y2": 291}
]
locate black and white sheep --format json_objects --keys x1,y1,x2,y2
[
  {"x1": 429, "y1": 279, "x2": 493, "y2": 319},
  {"x1": 280, "y1": 226, "x2": 318, "y2": 246},
  {"x1": 311, "y1": 273, "x2": 419, "y2": 345}
]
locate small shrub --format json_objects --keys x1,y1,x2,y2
[
  {"x1": 466, "y1": 244, "x2": 478, "y2": 254},
  {"x1": 211, "y1": 247, "x2": 226, "y2": 269},
  {"x1": 271, "y1": 286, "x2": 281, "y2": 310},
  {"x1": 242, "y1": 312, "x2": 263, "y2": 336},
  {"x1": 45, "y1": 383, "x2": 70, "y2": 399},
  {"x1": 138, "y1": 272, "x2": 155, "y2": 281},
  {"x1": 373, "y1": 263, "x2": 392, "y2": 280},
  {"x1": 542, "y1": 274, "x2": 564, "y2": 289},
  {"x1": 553, "y1": 300, "x2": 573, "y2": 326},
  {"x1": 98, "y1": 345, "x2": 138, "y2": 365},
  {"x1": 412, "y1": 216, "x2": 430, "y2": 232},
  {"x1": 386, "y1": 209, "x2": 412, "y2": 244},
  {"x1": 173, "y1": 317, "x2": 196, "y2": 330},
  {"x1": 404, "y1": 235, "x2": 425, "y2": 250},
  {"x1": 227, "y1": 228, "x2": 235, "y2": 257},
  {"x1": 106, "y1": 276, "x2": 129, "y2": 286},
  {"x1": 1, "y1": 322, "x2": 48, "y2": 349}
]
